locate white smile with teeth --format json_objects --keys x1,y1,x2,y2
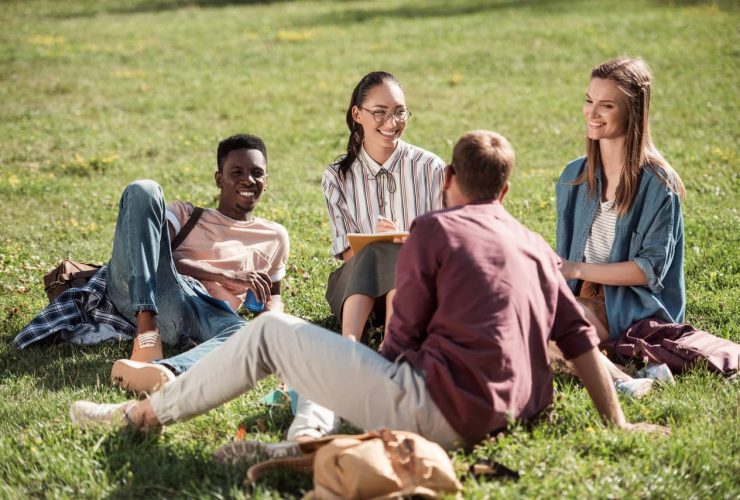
[
  {"x1": 239, "y1": 191, "x2": 255, "y2": 198},
  {"x1": 589, "y1": 121, "x2": 605, "y2": 128},
  {"x1": 379, "y1": 130, "x2": 398, "y2": 137}
]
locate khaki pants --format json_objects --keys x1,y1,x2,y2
[{"x1": 149, "y1": 312, "x2": 464, "y2": 450}]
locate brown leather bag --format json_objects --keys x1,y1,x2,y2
[
  {"x1": 43, "y1": 259, "x2": 102, "y2": 302},
  {"x1": 43, "y1": 207, "x2": 205, "y2": 302},
  {"x1": 246, "y1": 429, "x2": 463, "y2": 499}
]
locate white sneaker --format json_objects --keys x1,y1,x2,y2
[
  {"x1": 111, "y1": 359, "x2": 175, "y2": 394},
  {"x1": 636, "y1": 363, "x2": 675, "y2": 385},
  {"x1": 69, "y1": 400, "x2": 135, "y2": 428},
  {"x1": 615, "y1": 378, "x2": 654, "y2": 399},
  {"x1": 286, "y1": 397, "x2": 339, "y2": 441}
]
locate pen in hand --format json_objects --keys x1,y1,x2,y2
[{"x1": 375, "y1": 214, "x2": 399, "y2": 233}]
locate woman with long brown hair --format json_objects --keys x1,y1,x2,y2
[{"x1": 555, "y1": 56, "x2": 686, "y2": 396}]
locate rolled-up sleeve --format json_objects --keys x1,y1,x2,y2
[{"x1": 632, "y1": 190, "x2": 679, "y2": 294}]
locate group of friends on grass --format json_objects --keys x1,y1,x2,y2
[{"x1": 20, "y1": 56, "x2": 701, "y2": 456}]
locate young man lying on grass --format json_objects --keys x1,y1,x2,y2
[
  {"x1": 17, "y1": 133, "x2": 288, "y2": 391},
  {"x1": 70, "y1": 130, "x2": 668, "y2": 454}
]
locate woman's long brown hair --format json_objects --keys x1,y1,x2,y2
[{"x1": 576, "y1": 57, "x2": 685, "y2": 215}]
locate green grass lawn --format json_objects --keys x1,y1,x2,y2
[{"x1": 1, "y1": 0, "x2": 738, "y2": 497}]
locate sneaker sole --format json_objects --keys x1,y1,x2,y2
[
  {"x1": 213, "y1": 441, "x2": 268, "y2": 465},
  {"x1": 111, "y1": 360, "x2": 174, "y2": 394},
  {"x1": 213, "y1": 440, "x2": 304, "y2": 466}
]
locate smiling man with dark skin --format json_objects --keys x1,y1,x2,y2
[
  {"x1": 168, "y1": 145, "x2": 282, "y2": 311},
  {"x1": 105, "y1": 133, "x2": 290, "y2": 393}
]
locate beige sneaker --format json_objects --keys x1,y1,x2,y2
[
  {"x1": 111, "y1": 359, "x2": 175, "y2": 394},
  {"x1": 130, "y1": 330, "x2": 163, "y2": 362},
  {"x1": 69, "y1": 400, "x2": 136, "y2": 428},
  {"x1": 615, "y1": 378, "x2": 654, "y2": 398}
]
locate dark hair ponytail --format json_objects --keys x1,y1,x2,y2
[{"x1": 337, "y1": 71, "x2": 401, "y2": 179}]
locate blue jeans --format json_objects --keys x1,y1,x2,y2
[{"x1": 106, "y1": 180, "x2": 245, "y2": 374}]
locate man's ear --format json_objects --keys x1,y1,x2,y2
[
  {"x1": 443, "y1": 170, "x2": 453, "y2": 191},
  {"x1": 498, "y1": 181, "x2": 510, "y2": 202},
  {"x1": 215, "y1": 170, "x2": 223, "y2": 189}
]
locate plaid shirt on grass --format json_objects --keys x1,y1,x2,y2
[{"x1": 14, "y1": 266, "x2": 135, "y2": 349}]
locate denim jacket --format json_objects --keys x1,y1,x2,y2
[{"x1": 555, "y1": 157, "x2": 685, "y2": 340}]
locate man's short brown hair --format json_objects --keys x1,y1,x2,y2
[{"x1": 451, "y1": 130, "x2": 515, "y2": 200}]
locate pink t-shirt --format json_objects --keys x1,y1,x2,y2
[{"x1": 166, "y1": 201, "x2": 289, "y2": 311}]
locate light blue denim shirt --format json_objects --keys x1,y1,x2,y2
[{"x1": 555, "y1": 157, "x2": 685, "y2": 340}]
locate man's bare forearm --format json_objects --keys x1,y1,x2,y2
[
  {"x1": 570, "y1": 347, "x2": 627, "y2": 428},
  {"x1": 174, "y1": 258, "x2": 230, "y2": 284}
]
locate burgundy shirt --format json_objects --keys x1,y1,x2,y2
[{"x1": 382, "y1": 201, "x2": 598, "y2": 445}]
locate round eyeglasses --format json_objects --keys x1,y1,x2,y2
[{"x1": 359, "y1": 107, "x2": 412, "y2": 124}]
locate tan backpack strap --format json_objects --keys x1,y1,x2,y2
[
  {"x1": 171, "y1": 206, "x2": 204, "y2": 250},
  {"x1": 246, "y1": 454, "x2": 315, "y2": 485}
]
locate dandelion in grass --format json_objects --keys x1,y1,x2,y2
[
  {"x1": 276, "y1": 29, "x2": 314, "y2": 42},
  {"x1": 29, "y1": 35, "x2": 65, "y2": 46}
]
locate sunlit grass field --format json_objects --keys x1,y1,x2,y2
[{"x1": 1, "y1": 0, "x2": 738, "y2": 497}]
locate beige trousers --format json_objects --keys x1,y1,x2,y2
[{"x1": 149, "y1": 312, "x2": 465, "y2": 450}]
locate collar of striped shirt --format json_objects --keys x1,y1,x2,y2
[{"x1": 357, "y1": 140, "x2": 406, "y2": 175}]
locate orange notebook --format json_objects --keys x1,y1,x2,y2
[{"x1": 347, "y1": 232, "x2": 409, "y2": 255}]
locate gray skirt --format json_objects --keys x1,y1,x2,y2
[{"x1": 325, "y1": 242, "x2": 402, "y2": 323}]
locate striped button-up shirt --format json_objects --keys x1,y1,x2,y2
[{"x1": 322, "y1": 140, "x2": 446, "y2": 257}]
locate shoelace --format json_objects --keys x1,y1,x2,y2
[{"x1": 136, "y1": 331, "x2": 160, "y2": 349}]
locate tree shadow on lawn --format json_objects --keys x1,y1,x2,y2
[
  {"x1": 50, "y1": 0, "x2": 293, "y2": 19},
  {"x1": 295, "y1": 0, "x2": 591, "y2": 27}
]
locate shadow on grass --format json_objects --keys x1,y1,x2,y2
[
  {"x1": 49, "y1": 0, "x2": 598, "y2": 21},
  {"x1": 94, "y1": 428, "x2": 239, "y2": 497},
  {"x1": 0, "y1": 338, "x2": 185, "y2": 392},
  {"x1": 49, "y1": 0, "x2": 292, "y2": 18},
  {"x1": 295, "y1": 0, "x2": 589, "y2": 27},
  {"x1": 313, "y1": 314, "x2": 339, "y2": 332},
  {"x1": 93, "y1": 406, "x2": 311, "y2": 497}
]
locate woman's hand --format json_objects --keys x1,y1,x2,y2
[
  {"x1": 374, "y1": 215, "x2": 399, "y2": 233},
  {"x1": 559, "y1": 259, "x2": 579, "y2": 280}
]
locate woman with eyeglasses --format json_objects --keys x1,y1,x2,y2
[
  {"x1": 554, "y1": 57, "x2": 689, "y2": 396},
  {"x1": 322, "y1": 71, "x2": 445, "y2": 343}
]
